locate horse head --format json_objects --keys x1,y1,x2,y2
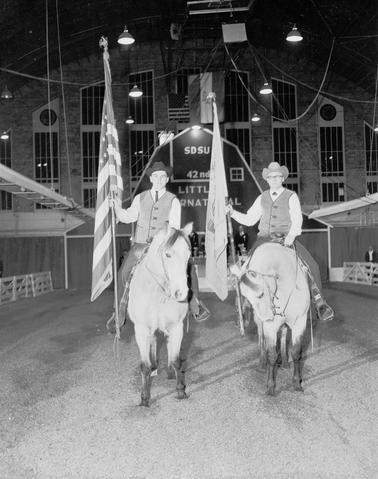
[
  {"x1": 150, "y1": 222, "x2": 192, "y2": 302},
  {"x1": 239, "y1": 269, "x2": 275, "y2": 321}
]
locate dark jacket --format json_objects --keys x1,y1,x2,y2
[{"x1": 365, "y1": 250, "x2": 378, "y2": 263}]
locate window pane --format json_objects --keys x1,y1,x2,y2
[
  {"x1": 34, "y1": 132, "x2": 59, "y2": 184},
  {"x1": 225, "y1": 70, "x2": 249, "y2": 122},
  {"x1": 130, "y1": 130, "x2": 155, "y2": 182},
  {"x1": 272, "y1": 79, "x2": 296, "y2": 121},
  {"x1": 320, "y1": 126, "x2": 344, "y2": 176},
  {"x1": 81, "y1": 85, "x2": 105, "y2": 125},
  {"x1": 129, "y1": 71, "x2": 154, "y2": 124},
  {"x1": 225, "y1": 128, "x2": 250, "y2": 163}
]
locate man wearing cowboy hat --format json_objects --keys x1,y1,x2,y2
[
  {"x1": 226, "y1": 161, "x2": 334, "y2": 322},
  {"x1": 114, "y1": 161, "x2": 209, "y2": 325}
]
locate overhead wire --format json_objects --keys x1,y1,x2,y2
[
  {"x1": 55, "y1": 0, "x2": 72, "y2": 199},
  {"x1": 45, "y1": 0, "x2": 55, "y2": 190}
]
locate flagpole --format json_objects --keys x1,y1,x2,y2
[
  {"x1": 226, "y1": 200, "x2": 245, "y2": 336},
  {"x1": 110, "y1": 189, "x2": 120, "y2": 340}
]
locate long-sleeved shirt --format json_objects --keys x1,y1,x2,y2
[
  {"x1": 116, "y1": 188, "x2": 181, "y2": 229},
  {"x1": 231, "y1": 187, "x2": 302, "y2": 238}
]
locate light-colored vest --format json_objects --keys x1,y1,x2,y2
[
  {"x1": 258, "y1": 189, "x2": 293, "y2": 237},
  {"x1": 134, "y1": 190, "x2": 176, "y2": 243}
]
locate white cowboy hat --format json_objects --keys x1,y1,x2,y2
[{"x1": 262, "y1": 162, "x2": 289, "y2": 181}]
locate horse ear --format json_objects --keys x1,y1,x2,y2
[{"x1": 182, "y1": 222, "x2": 193, "y2": 236}]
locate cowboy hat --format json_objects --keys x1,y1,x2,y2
[
  {"x1": 146, "y1": 161, "x2": 172, "y2": 177},
  {"x1": 262, "y1": 162, "x2": 289, "y2": 181}
]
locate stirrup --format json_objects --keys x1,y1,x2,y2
[
  {"x1": 317, "y1": 303, "x2": 334, "y2": 321},
  {"x1": 193, "y1": 301, "x2": 210, "y2": 322}
]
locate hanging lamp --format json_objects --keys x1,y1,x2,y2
[
  {"x1": 286, "y1": 25, "x2": 303, "y2": 43},
  {"x1": 259, "y1": 82, "x2": 272, "y2": 95},
  {"x1": 251, "y1": 113, "x2": 260, "y2": 122},
  {"x1": 125, "y1": 116, "x2": 134, "y2": 124},
  {"x1": 129, "y1": 85, "x2": 143, "y2": 98},
  {"x1": 1, "y1": 85, "x2": 14, "y2": 100},
  {"x1": 1, "y1": 130, "x2": 10, "y2": 140},
  {"x1": 118, "y1": 26, "x2": 135, "y2": 45}
]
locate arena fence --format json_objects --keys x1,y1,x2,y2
[
  {"x1": 0, "y1": 271, "x2": 53, "y2": 305},
  {"x1": 343, "y1": 262, "x2": 378, "y2": 286}
]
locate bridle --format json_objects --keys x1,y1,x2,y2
[
  {"x1": 242, "y1": 244, "x2": 300, "y2": 319},
  {"x1": 143, "y1": 234, "x2": 190, "y2": 300}
]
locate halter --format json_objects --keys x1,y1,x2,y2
[
  {"x1": 144, "y1": 231, "x2": 191, "y2": 300},
  {"x1": 242, "y1": 242, "x2": 300, "y2": 319}
]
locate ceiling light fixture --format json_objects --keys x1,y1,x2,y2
[
  {"x1": 1, "y1": 130, "x2": 10, "y2": 140},
  {"x1": 374, "y1": 124, "x2": 378, "y2": 132},
  {"x1": 286, "y1": 25, "x2": 303, "y2": 43},
  {"x1": 1, "y1": 85, "x2": 14, "y2": 100},
  {"x1": 129, "y1": 85, "x2": 143, "y2": 98},
  {"x1": 259, "y1": 82, "x2": 272, "y2": 95},
  {"x1": 117, "y1": 26, "x2": 135, "y2": 45},
  {"x1": 125, "y1": 116, "x2": 134, "y2": 124},
  {"x1": 251, "y1": 113, "x2": 260, "y2": 122}
]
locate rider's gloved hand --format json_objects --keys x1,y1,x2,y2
[
  {"x1": 225, "y1": 204, "x2": 233, "y2": 216},
  {"x1": 284, "y1": 234, "x2": 295, "y2": 247}
]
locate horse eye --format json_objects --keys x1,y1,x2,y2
[{"x1": 165, "y1": 251, "x2": 172, "y2": 258}]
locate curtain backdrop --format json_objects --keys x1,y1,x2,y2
[
  {"x1": 330, "y1": 227, "x2": 378, "y2": 267},
  {"x1": 67, "y1": 236, "x2": 130, "y2": 290},
  {"x1": 0, "y1": 236, "x2": 64, "y2": 288}
]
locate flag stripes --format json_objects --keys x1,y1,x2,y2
[{"x1": 91, "y1": 46, "x2": 123, "y2": 302}]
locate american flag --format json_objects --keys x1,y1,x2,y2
[
  {"x1": 168, "y1": 92, "x2": 190, "y2": 122},
  {"x1": 91, "y1": 41, "x2": 123, "y2": 302}
]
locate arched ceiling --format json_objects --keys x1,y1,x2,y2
[{"x1": 0, "y1": 0, "x2": 377, "y2": 95}]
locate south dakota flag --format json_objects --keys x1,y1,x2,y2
[{"x1": 205, "y1": 100, "x2": 228, "y2": 300}]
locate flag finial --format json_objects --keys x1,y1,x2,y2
[
  {"x1": 99, "y1": 36, "x2": 108, "y2": 50},
  {"x1": 206, "y1": 91, "x2": 216, "y2": 103}
]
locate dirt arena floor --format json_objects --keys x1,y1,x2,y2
[{"x1": 0, "y1": 282, "x2": 377, "y2": 479}]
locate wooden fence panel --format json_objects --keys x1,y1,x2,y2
[
  {"x1": 0, "y1": 271, "x2": 53, "y2": 305},
  {"x1": 343, "y1": 262, "x2": 378, "y2": 286}
]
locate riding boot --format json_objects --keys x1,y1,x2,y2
[
  {"x1": 310, "y1": 282, "x2": 334, "y2": 321},
  {"x1": 189, "y1": 296, "x2": 210, "y2": 322}
]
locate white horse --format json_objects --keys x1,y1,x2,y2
[
  {"x1": 127, "y1": 222, "x2": 192, "y2": 407},
  {"x1": 238, "y1": 242, "x2": 311, "y2": 396}
]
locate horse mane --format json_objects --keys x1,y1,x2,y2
[{"x1": 164, "y1": 228, "x2": 190, "y2": 250}]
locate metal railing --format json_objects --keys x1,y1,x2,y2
[
  {"x1": 0, "y1": 271, "x2": 53, "y2": 305},
  {"x1": 343, "y1": 262, "x2": 378, "y2": 287}
]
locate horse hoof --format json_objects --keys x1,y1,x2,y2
[
  {"x1": 139, "y1": 399, "x2": 150, "y2": 407},
  {"x1": 166, "y1": 369, "x2": 175, "y2": 380},
  {"x1": 293, "y1": 384, "x2": 304, "y2": 392},
  {"x1": 176, "y1": 391, "x2": 188, "y2": 400},
  {"x1": 265, "y1": 388, "x2": 276, "y2": 397}
]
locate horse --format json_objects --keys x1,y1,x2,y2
[
  {"x1": 237, "y1": 242, "x2": 311, "y2": 396},
  {"x1": 127, "y1": 222, "x2": 193, "y2": 407}
]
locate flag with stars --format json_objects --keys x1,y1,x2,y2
[{"x1": 91, "y1": 42, "x2": 123, "y2": 302}]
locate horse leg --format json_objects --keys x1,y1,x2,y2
[
  {"x1": 134, "y1": 325, "x2": 153, "y2": 407},
  {"x1": 150, "y1": 333, "x2": 158, "y2": 374},
  {"x1": 279, "y1": 325, "x2": 290, "y2": 369},
  {"x1": 263, "y1": 322, "x2": 278, "y2": 396},
  {"x1": 291, "y1": 326, "x2": 304, "y2": 392},
  {"x1": 167, "y1": 322, "x2": 187, "y2": 400},
  {"x1": 256, "y1": 319, "x2": 267, "y2": 370}
]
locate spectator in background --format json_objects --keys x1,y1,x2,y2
[
  {"x1": 189, "y1": 229, "x2": 199, "y2": 257},
  {"x1": 365, "y1": 245, "x2": 378, "y2": 263},
  {"x1": 234, "y1": 225, "x2": 249, "y2": 256}
]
